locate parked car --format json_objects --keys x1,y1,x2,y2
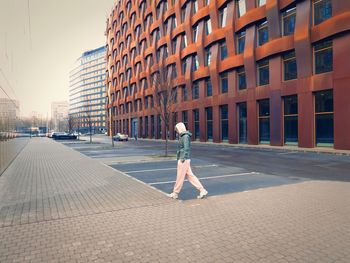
[
  {"x1": 52, "y1": 132, "x2": 77, "y2": 140},
  {"x1": 113, "y1": 133, "x2": 129, "y2": 141}
]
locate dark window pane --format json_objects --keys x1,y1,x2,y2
[
  {"x1": 284, "y1": 95, "x2": 298, "y2": 115},
  {"x1": 182, "y1": 111, "x2": 188, "y2": 129},
  {"x1": 206, "y1": 107, "x2": 213, "y2": 140},
  {"x1": 221, "y1": 105, "x2": 228, "y2": 140},
  {"x1": 259, "y1": 118, "x2": 270, "y2": 143},
  {"x1": 206, "y1": 78, "x2": 212, "y2": 96},
  {"x1": 283, "y1": 51, "x2": 297, "y2": 81},
  {"x1": 182, "y1": 86, "x2": 188, "y2": 101},
  {"x1": 238, "y1": 103, "x2": 247, "y2": 143},
  {"x1": 316, "y1": 114, "x2": 334, "y2": 145},
  {"x1": 282, "y1": 7, "x2": 296, "y2": 36},
  {"x1": 258, "y1": 61, "x2": 269, "y2": 86},
  {"x1": 193, "y1": 109, "x2": 200, "y2": 139},
  {"x1": 220, "y1": 42, "x2": 227, "y2": 60},
  {"x1": 258, "y1": 22, "x2": 269, "y2": 46},
  {"x1": 192, "y1": 81, "x2": 199, "y2": 99},
  {"x1": 220, "y1": 105, "x2": 228, "y2": 119},
  {"x1": 284, "y1": 116, "x2": 298, "y2": 144},
  {"x1": 237, "y1": 68, "x2": 246, "y2": 90},
  {"x1": 315, "y1": 90, "x2": 333, "y2": 113},
  {"x1": 259, "y1": 99, "x2": 270, "y2": 116},
  {"x1": 314, "y1": 0, "x2": 332, "y2": 25},
  {"x1": 237, "y1": 31, "x2": 245, "y2": 54},
  {"x1": 221, "y1": 73, "x2": 228, "y2": 93},
  {"x1": 315, "y1": 41, "x2": 333, "y2": 74}
]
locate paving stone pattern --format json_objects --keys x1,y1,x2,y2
[
  {"x1": 0, "y1": 138, "x2": 171, "y2": 227},
  {"x1": 0, "y1": 138, "x2": 349, "y2": 262}
]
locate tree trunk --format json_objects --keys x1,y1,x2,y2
[
  {"x1": 165, "y1": 126, "x2": 168, "y2": 157},
  {"x1": 89, "y1": 124, "x2": 92, "y2": 144}
]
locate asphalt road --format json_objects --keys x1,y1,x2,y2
[{"x1": 66, "y1": 136, "x2": 350, "y2": 200}]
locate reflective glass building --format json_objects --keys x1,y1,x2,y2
[{"x1": 69, "y1": 46, "x2": 107, "y2": 134}]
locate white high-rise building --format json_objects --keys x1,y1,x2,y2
[{"x1": 69, "y1": 46, "x2": 106, "y2": 134}]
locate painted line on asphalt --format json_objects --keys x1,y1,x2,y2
[
  {"x1": 127, "y1": 164, "x2": 218, "y2": 174},
  {"x1": 149, "y1": 172, "x2": 259, "y2": 185},
  {"x1": 278, "y1": 151, "x2": 298, "y2": 155}
]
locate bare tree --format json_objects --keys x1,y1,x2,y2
[
  {"x1": 82, "y1": 100, "x2": 93, "y2": 144},
  {"x1": 152, "y1": 62, "x2": 179, "y2": 156},
  {"x1": 68, "y1": 115, "x2": 76, "y2": 134}
]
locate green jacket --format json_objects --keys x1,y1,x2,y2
[{"x1": 177, "y1": 131, "x2": 192, "y2": 161}]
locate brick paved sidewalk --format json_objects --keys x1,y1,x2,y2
[
  {"x1": 0, "y1": 138, "x2": 171, "y2": 227},
  {"x1": 0, "y1": 138, "x2": 349, "y2": 262}
]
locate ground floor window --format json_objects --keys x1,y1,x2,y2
[
  {"x1": 284, "y1": 95, "x2": 298, "y2": 145},
  {"x1": 151, "y1": 115, "x2": 155, "y2": 138},
  {"x1": 206, "y1": 107, "x2": 213, "y2": 141},
  {"x1": 220, "y1": 105, "x2": 228, "y2": 141},
  {"x1": 145, "y1": 117, "x2": 148, "y2": 137},
  {"x1": 237, "y1": 102, "x2": 247, "y2": 144},
  {"x1": 193, "y1": 109, "x2": 200, "y2": 140},
  {"x1": 315, "y1": 89, "x2": 333, "y2": 146},
  {"x1": 157, "y1": 115, "x2": 161, "y2": 139},
  {"x1": 258, "y1": 99, "x2": 270, "y2": 144}
]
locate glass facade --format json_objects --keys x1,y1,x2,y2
[
  {"x1": 284, "y1": 95, "x2": 298, "y2": 145},
  {"x1": 315, "y1": 90, "x2": 334, "y2": 146},
  {"x1": 69, "y1": 46, "x2": 107, "y2": 134},
  {"x1": 258, "y1": 99, "x2": 270, "y2": 144}
]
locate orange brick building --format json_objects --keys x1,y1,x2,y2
[{"x1": 105, "y1": 0, "x2": 350, "y2": 150}]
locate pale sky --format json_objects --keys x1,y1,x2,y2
[{"x1": 0, "y1": 0, "x2": 114, "y2": 117}]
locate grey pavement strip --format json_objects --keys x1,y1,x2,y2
[
  {"x1": 149, "y1": 172, "x2": 259, "y2": 185},
  {"x1": 126, "y1": 164, "x2": 218, "y2": 174}
]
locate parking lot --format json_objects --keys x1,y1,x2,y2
[
  {"x1": 109, "y1": 158, "x2": 304, "y2": 200},
  {"x1": 63, "y1": 138, "x2": 335, "y2": 200}
]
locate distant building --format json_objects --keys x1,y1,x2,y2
[
  {"x1": 0, "y1": 98, "x2": 19, "y2": 131},
  {"x1": 51, "y1": 101, "x2": 69, "y2": 132},
  {"x1": 69, "y1": 46, "x2": 106, "y2": 134}
]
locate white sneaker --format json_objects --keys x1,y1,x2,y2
[
  {"x1": 197, "y1": 189, "x2": 208, "y2": 199},
  {"x1": 167, "y1": 192, "x2": 178, "y2": 199}
]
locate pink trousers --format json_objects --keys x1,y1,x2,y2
[{"x1": 173, "y1": 159, "x2": 204, "y2": 194}]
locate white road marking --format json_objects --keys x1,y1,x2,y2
[
  {"x1": 278, "y1": 151, "x2": 298, "y2": 155},
  {"x1": 127, "y1": 164, "x2": 218, "y2": 174},
  {"x1": 149, "y1": 172, "x2": 259, "y2": 185}
]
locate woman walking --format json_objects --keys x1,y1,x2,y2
[{"x1": 168, "y1": 122, "x2": 208, "y2": 199}]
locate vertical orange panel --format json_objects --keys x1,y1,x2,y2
[{"x1": 333, "y1": 34, "x2": 350, "y2": 149}]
